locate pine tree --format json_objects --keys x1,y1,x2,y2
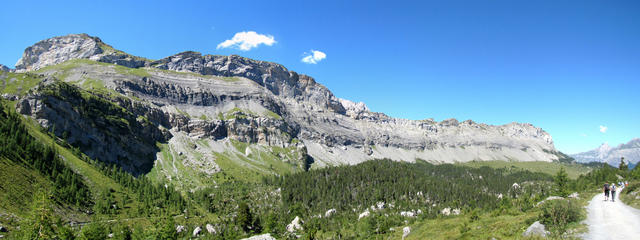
[
  {"x1": 237, "y1": 202, "x2": 253, "y2": 232},
  {"x1": 619, "y1": 157, "x2": 628, "y2": 171},
  {"x1": 554, "y1": 167, "x2": 569, "y2": 197},
  {"x1": 19, "y1": 191, "x2": 57, "y2": 240}
]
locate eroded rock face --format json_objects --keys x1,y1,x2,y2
[
  {"x1": 17, "y1": 83, "x2": 171, "y2": 174},
  {"x1": 12, "y1": 34, "x2": 561, "y2": 173},
  {"x1": 15, "y1": 34, "x2": 103, "y2": 71}
]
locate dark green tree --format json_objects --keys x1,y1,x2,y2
[
  {"x1": 619, "y1": 157, "x2": 628, "y2": 171},
  {"x1": 554, "y1": 167, "x2": 569, "y2": 197},
  {"x1": 237, "y1": 202, "x2": 253, "y2": 232},
  {"x1": 18, "y1": 191, "x2": 57, "y2": 240}
]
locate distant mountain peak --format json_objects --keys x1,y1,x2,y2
[{"x1": 571, "y1": 138, "x2": 640, "y2": 166}]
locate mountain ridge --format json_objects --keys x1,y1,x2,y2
[
  {"x1": 2, "y1": 33, "x2": 561, "y2": 183},
  {"x1": 571, "y1": 138, "x2": 640, "y2": 166}
]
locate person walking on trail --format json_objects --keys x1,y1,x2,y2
[
  {"x1": 611, "y1": 182, "x2": 617, "y2": 202},
  {"x1": 604, "y1": 183, "x2": 610, "y2": 201}
]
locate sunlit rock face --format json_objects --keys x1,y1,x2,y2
[{"x1": 13, "y1": 33, "x2": 560, "y2": 173}]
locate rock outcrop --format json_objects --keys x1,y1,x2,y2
[
  {"x1": 286, "y1": 216, "x2": 303, "y2": 233},
  {"x1": 9, "y1": 33, "x2": 563, "y2": 177},
  {"x1": 523, "y1": 221, "x2": 549, "y2": 237}
]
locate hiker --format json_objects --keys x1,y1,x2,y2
[
  {"x1": 610, "y1": 182, "x2": 617, "y2": 202},
  {"x1": 604, "y1": 183, "x2": 610, "y2": 201}
]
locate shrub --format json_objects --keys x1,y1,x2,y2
[{"x1": 539, "y1": 199, "x2": 582, "y2": 232}]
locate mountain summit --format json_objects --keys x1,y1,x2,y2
[
  {"x1": 3, "y1": 34, "x2": 561, "y2": 185},
  {"x1": 571, "y1": 138, "x2": 640, "y2": 166}
]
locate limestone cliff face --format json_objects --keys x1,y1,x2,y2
[{"x1": 11, "y1": 34, "x2": 560, "y2": 173}]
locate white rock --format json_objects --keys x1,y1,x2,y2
[
  {"x1": 536, "y1": 196, "x2": 565, "y2": 206},
  {"x1": 441, "y1": 208, "x2": 451, "y2": 216},
  {"x1": 358, "y1": 209, "x2": 371, "y2": 220},
  {"x1": 241, "y1": 233, "x2": 277, "y2": 240},
  {"x1": 193, "y1": 226, "x2": 202, "y2": 237},
  {"x1": 402, "y1": 226, "x2": 411, "y2": 240},
  {"x1": 206, "y1": 224, "x2": 216, "y2": 234},
  {"x1": 452, "y1": 208, "x2": 461, "y2": 215},
  {"x1": 568, "y1": 192, "x2": 579, "y2": 199},
  {"x1": 400, "y1": 211, "x2": 415, "y2": 217},
  {"x1": 325, "y1": 209, "x2": 336, "y2": 217},
  {"x1": 522, "y1": 221, "x2": 549, "y2": 237},
  {"x1": 286, "y1": 216, "x2": 303, "y2": 232},
  {"x1": 512, "y1": 183, "x2": 520, "y2": 189},
  {"x1": 176, "y1": 225, "x2": 186, "y2": 233}
]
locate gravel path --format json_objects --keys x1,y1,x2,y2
[{"x1": 583, "y1": 188, "x2": 640, "y2": 240}]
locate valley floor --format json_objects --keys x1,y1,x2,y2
[{"x1": 583, "y1": 188, "x2": 640, "y2": 239}]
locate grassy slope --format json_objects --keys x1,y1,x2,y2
[
  {"x1": 0, "y1": 157, "x2": 51, "y2": 217},
  {"x1": 0, "y1": 72, "x2": 42, "y2": 96},
  {"x1": 620, "y1": 181, "x2": 640, "y2": 209},
  {"x1": 460, "y1": 160, "x2": 592, "y2": 179}
]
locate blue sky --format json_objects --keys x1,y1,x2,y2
[{"x1": 1, "y1": 0, "x2": 639, "y2": 154}]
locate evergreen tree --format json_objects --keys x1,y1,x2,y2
[
  {"x1": 619, "y1": 157, "x2": 628, "y2": 171},
  {"x1": 18, "y1": 191, "x2": 57, "y2": 240},
  {"x1": 237, "y1": 202, "x2": 253, "y2": 232},
  {"x1": 554, "y1": 167, "x2": 569, "y2": 197}
]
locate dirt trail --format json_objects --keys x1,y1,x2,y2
[{"x1": 583, "y1": 188, "x2": 640, "y2": 239}]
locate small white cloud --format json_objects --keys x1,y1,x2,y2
[
  {"x1": 599, "y1": 125, "x2": 608, "y2": 133},
  {"x1": 580, "y1": 133, "x2": 587, "y2": 137},
  {"x1": 301, "y1": 50, "x2": 327, "y2": 64},
  {"x1": 217, "y1": 31, "x2": 276, "y2": 51}
]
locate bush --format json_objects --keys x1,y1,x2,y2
[{"x1": 539, "y1": 199, "x2": 583, "y2": 231}]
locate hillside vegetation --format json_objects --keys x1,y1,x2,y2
[{"x1": 460, "y1": 160, "x2": 593, "y2": 179}]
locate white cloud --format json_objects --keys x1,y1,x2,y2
[
  {"x1": 217, "y1": 31, "x2": 276, "y2": 51},
  {"x1": 301, "y1": 50, "x2": 327, "y2": 64},
  {"x1": 580, "y1": 133, "x2": 587, "y2": 137},
  {"x1": 599, "y1": 125, "x2": 608, "y2": 133}
]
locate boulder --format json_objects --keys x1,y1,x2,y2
[
  {"x1": 241, "y1": 233, "x2": 277, "y2": 240},
  {"x1": 522, "y1": 221, "x2": 549, "y2": 237},
  {"x1": 193, "y1": 226, "x2": 202, "y2": 237},
  {"x1": 452, "y1": 208, "x2": 461, "y2": 215},
  {"x1": 206, "y1": 223, "x2": 216, "y2": 234},
  {"x1": 286, "y1": 216, "x2": 303, "y2": 232},
  {"x1": 441, "y1": 207, "x2": 451, "y2": 216},
  {"x1": 568, "y1": 192, "x2": 579, "y2": 199},
  {"x1": 358, "y1": 209, "x2": 370, "y2": 220},
  {"x1": 325, "y1": 209, "x2": 336, "y2": 217},
  {"x1": 176, "y1": 225, "x2": 186, "y2": 233},
  {"x1": 402, "y1": 226, "x2": 411, "y2": 240}
]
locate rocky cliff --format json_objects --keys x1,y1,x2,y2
[{"x1": 3, "y1": 34, "x2": 561, "y2": 185}]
